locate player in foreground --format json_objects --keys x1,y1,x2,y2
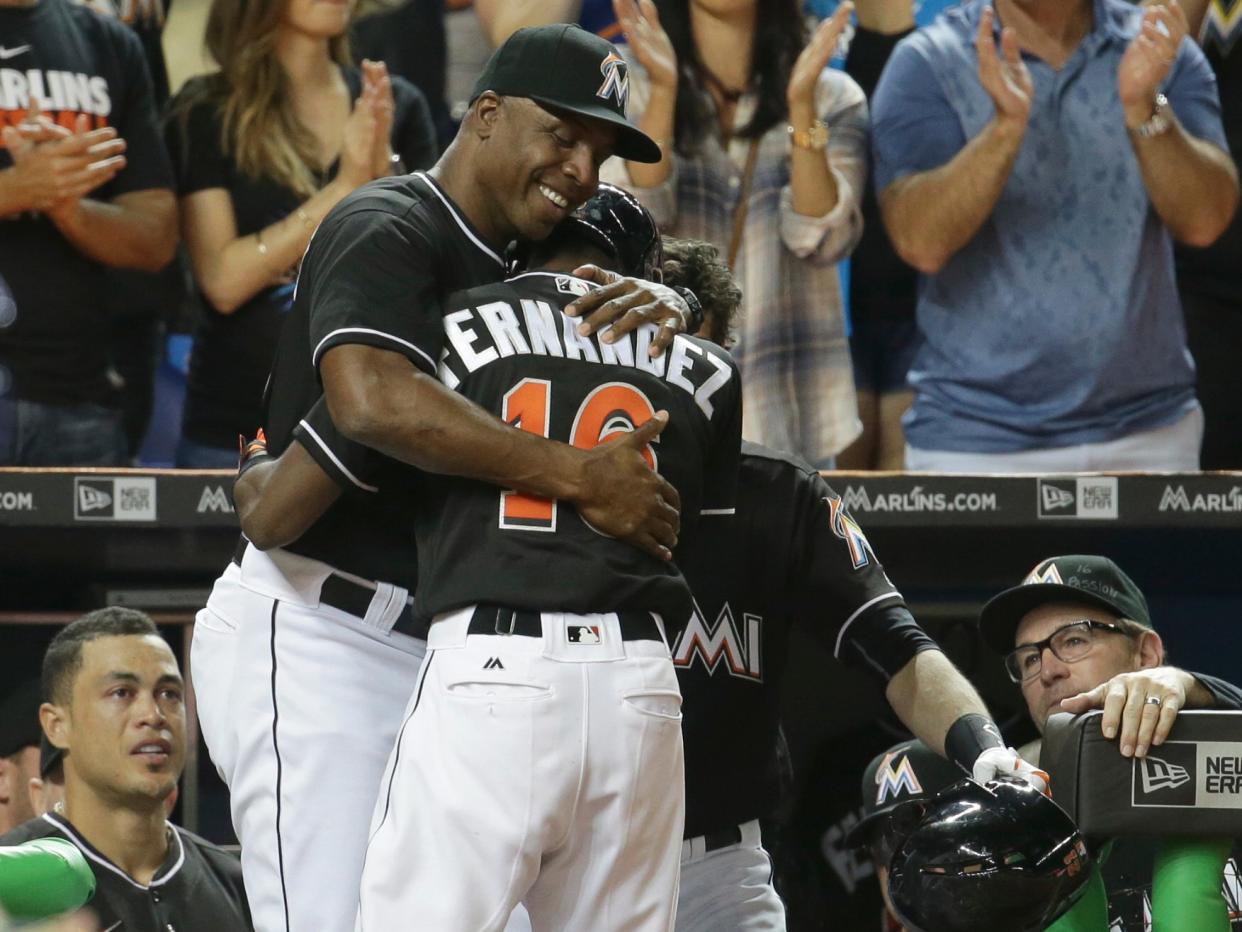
[{"x1": 195, "y1": 24, "x2": 696, "y2": 932}]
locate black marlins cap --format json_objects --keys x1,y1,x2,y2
[
  {"x1": 0, "y1": 679, "x2": 43, "y2": 758},
  {"x1": 471, "y1": 24, "x2": 663, "y2": 164},
  {"x1": 845, "y1": 740, "x2": 963, "y2": 850},
  {"x1": 978, "y1": 555, "x2": 1152, "y2": 654}
]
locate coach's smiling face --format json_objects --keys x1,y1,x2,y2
[{"x1": 476, "y1": 94, "x2": 617, "y2": 242}]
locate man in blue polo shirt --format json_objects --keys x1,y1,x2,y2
[{"x1": 871, "y1": 0, "x2": 1239, "y2": 471}]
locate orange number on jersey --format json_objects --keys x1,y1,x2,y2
[
  {"x1": 570, "y1": 382, "x2": 658, "y2": 470},
  {"x1": 499, "y1": 378, "x2": 556, "y2": 531},
  {"x1": 498, "y1": 379, "x2": 657, "y2": 532}
]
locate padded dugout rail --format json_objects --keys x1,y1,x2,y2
[{"x1": 1043, "y1": 710, "x2": 1242, "y2": 837}]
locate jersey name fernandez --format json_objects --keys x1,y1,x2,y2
[
  {"x1": 437, "y1": 273, "x2": 734, "y2": 421},
  {"x1": 413, "y1": 271, "x2": 743, "y2": 627}
]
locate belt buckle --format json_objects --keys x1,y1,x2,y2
[{"x1": 494, "y1": 608, "x2": 517, "y2": 636}]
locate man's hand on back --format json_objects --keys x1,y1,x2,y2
[
  {"x1": 571, "y1": 411, "x2": 681, "y2": 561},
  {"x1": 565, "y1": 265, "x2": 690, "y2": 357}
]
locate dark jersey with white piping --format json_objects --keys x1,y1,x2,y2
[
  {"x1": 259, "y1": 171, "x2": 504, "y2": 585},
  {"x1": 411, "y1": 270, "x2": 742, "y2": 626},
  {"x1": 675, "y1": 442, "x2": 936, "y2": 838},
  {"x1": 0, "y1": 813, "x2": 252, "y2": 931}
]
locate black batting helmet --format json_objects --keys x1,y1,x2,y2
[
  {"x1": 887, "y1": 778, "x2": 1092, "y2": 932},
  {"x1": 513, "y1": 183, "x2": 663, "y2": 281},
  {"x1": 563, "y1": 183, "x2": 662, "y2": 281}
]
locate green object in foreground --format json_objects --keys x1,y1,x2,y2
[
  {"x1": 1152, "y1": 837, "x2": 1233, "y2": 932},
  {"x1": 0, "y1": 837, "x2": 96, "y2": 919},
  {"x1": 1045, "y1": 861, "x2": 1111, "y2": 932}
]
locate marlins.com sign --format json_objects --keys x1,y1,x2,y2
[
  {"x1": 1159, "y1": 484, "x2": 1242, "y2": 513},
  {"x1": 841, "y1": 486, "x2": 998, "y2": 514}
]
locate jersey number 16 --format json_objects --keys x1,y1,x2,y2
[{"x1": 500, "y1": 377, "x2": 658, "y2": 532}]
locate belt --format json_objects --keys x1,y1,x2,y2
[
  {"x1": 467, "y1": 604, "x2": 664, "y2": 642},
  {"x1": 702, "y1": 825, "x2": 743, "y2": 853},
  {"x1": 233, "y1": 538, "x2": 423, "y2": 638}
]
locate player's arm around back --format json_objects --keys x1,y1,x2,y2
[
  {"x1": 234, "y1": 438, "x2": 342, "y2": 551},
  {"x1": 321, "y1": 345, "x2": 682, "y2": 560}
]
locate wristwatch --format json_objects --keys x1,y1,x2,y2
[
  {"x1": 1131, "y1": 93, "x2": 1171, "y2": 139},
  {"x1": 787, "y1": 120, "x2": 829, "y2": 151},
  {"x1": 671, "y1": 286, "x2": 705, "y2": 335}
]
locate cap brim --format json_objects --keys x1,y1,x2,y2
[
  {"x1": 844, "y1": 808, "x2": 891, "y2": 850},
  {"x1": 528, "y1": 96, "x2": 663, "y2": 164},
  {"x1": 978, "y1": 584, "x2": 1127, "y2": 654}
]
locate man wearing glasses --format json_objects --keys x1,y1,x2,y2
[{"x1": 978, "y1": 554, "x2": 1242, "y2": 930}]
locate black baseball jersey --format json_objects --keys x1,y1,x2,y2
[
  {"x1": 674, "y1": 442, "x2": 937, "y2": 838},
  {"x1": 259, "y1": 171, "x2": 505, "y2": 585},
  {"x1": 0, "y1": 813, "x2": 252, "y2": 931},
  {"x1": 411, "y1": 270, "x2": 742, "y2": 625}
]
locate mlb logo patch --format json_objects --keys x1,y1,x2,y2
[
  {"x1": 555, "y1": 275, "x2": 593, "y2": 297},
  {"x1": 567, "y1": 625, "x2": 601, "y2": 644}
]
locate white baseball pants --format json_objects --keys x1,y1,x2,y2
[
  {"x1": 192, "y1": 545, "x2": 426, "y2": 932},
  {"x1": 357, "y1": 606, "x2": 686, "y2": 932},
  {"x1": 675, "y1": 820, "x2": 786, "y2": 931}
]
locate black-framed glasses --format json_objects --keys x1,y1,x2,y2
[{"x1": 1004, "y1": 619, "x2": 1132, "y2": 683}]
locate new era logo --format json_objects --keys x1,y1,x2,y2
[
  {"x1": 1037, "y1": 478, "x2": 1119, "y2": 520},
  {"x1": 73, "y1": 477, "x2": 157, "y2": 522},
  {"x1": 1141, "y1": 756, "x2": 1191, "y2": 793},
  {"x1": 77, "y1": 482, "x2": 112, "y2": 514},
  {"x1": 1041, "y1": 484, "x2": 1075, "y2": 512},
  {"x1": 1132, "y1": 741, "x2": 1197, "y2": 807}
]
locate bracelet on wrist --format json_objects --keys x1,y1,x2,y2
[
  {"x1": 671, "y1": 286, "x2": 704, "y2": 334},
  {"x1": 788, "y1": 120, "x2": 829, "y2": 151}
]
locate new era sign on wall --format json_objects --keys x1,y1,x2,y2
[{"x1": 1133, "y1": 741, "x2": 1242, "y2": 809}]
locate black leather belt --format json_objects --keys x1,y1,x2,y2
[
  {"x1": 702, "y1": 825, "x2": 744, "y2": 852},
  {"x1": 467, "y1": 604, "x2": 664, "y2": 642},
  {"x1": 233, "y1": 538, "x2": 423, "y2": 639}
]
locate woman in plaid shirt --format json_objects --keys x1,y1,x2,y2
[{"x1": 604, "y1": 0, "x2": 866, "y2": 466}]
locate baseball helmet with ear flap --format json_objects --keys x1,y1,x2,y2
[
  {"x1": 887, "y1": 777, "x2": 1092, "y2": 932},
  {"x1": 510, "y1": 183, "x2": 663, "y2": 281}
]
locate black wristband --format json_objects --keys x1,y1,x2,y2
[
  {"x1": 944, "y1": 713, "x2": 1006, "y2": 773},
  {"x1": 237, "y1": 450, "x2": 272, "y2": 479},
  {"x1": 671, "y1": 286, "x2": 704, "y2": 335}
]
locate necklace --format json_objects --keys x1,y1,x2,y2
[{"x1": 695, "y1": 60, "x2": 747, "y2": 105}]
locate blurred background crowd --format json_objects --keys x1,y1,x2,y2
[{"x1": 0, "y1": 0, "x2": 1237, "y2": 475}]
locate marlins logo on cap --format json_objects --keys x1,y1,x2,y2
[
  {"x1": 596, "y1": 51, "x2": 629, "y2": 108},
  {"x1": 978, "y1": 554, "x2": 1153, "y2": 654},
  {"x1": 876, "y1": 750, "x2": 924, "y2": 805},
  {"x1": 1024, "y1": 561, "x2": 1064, "y2": 586}
]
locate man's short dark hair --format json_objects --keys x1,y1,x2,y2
[
  {"x1": 660, "y1": 237, "x2": 742, "y2": 347},
  {"x1": 42, "y1": 608, "x2": 161, "y2": 705}
]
